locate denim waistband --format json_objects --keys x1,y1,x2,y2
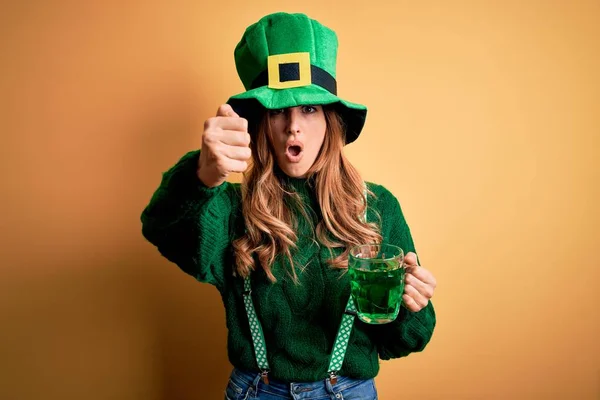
[{"x1": 230, "y1": 367, "x2": 371, "y2": 397}]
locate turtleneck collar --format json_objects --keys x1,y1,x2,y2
[
  {"x1": 281, "y1": 174, "x2": 313, "y2": 193},
  {"x1": 278, "y1": 172, "x2": 320, "y2": 216}
]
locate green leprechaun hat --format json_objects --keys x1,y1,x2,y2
[{"x1": 226, "y1": 12, "x2": 367, "y2": 144}]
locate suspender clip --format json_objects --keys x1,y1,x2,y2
[
  {"x1": 329, "y1": 371, "x2": 338, "y2": 385},
  {"x1": 260, "y1": 369, "x2": 270, "y2": 385}
]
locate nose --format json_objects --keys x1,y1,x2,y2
[{"x1": 286, "y1": 107, "x2": 302, "y2": 135}]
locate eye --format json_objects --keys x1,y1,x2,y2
[
  {"x1": 269, "y1": 108, "x2": 284, "y2": 116},
  {"x1": 302, "y1": 105, "x2": 318, "y2": 113}
]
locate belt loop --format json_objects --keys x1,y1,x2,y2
[
  {"x1": 325, "y1": 377, "x2": 337, "y2": 398},
  {"x1": 249, "y1": 372, "x2": 262, "y2": 396},
  {"x1": 252, "y1": 372, "x2": 261, "y2": 386}
]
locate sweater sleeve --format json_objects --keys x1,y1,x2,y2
[
  {"x1": 365, "y1": 184, "x2": 437, "y2": 360},
  {"x1": 140, "y1": 150, "x2": 240, "y2": 290}
]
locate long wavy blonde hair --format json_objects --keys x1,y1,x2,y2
[{"x1": 232, "y1": 107, "x2": 382, "y2": 282}]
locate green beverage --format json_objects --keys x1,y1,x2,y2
[{"x1": 348, "y1": 244, "x2": 405, "y2": 324}]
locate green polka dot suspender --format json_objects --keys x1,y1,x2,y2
[
  {"x1": 242, "y1": 277, "x2": 271, "y2": 384},
  {"x1": 327, "y1": 292, "x2": 358, "y2": 384},
  {"x1": 241, "y1": 185, "x2": 368, "y2": 385}
]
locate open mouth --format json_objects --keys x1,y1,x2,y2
[
  {"x1": 285, "y1": 142, "x2": 304, "y2": 162},
  {"x1": 288, "y1": 145, "x2": 302, "y2": 156}
]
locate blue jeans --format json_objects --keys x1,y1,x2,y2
[{"x1": 224, "y1": 368, "x2": 378, "y2": 400}]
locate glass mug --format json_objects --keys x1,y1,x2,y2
[{"x1": 348, "y1": 243, "x2": 406, "y2": 324}]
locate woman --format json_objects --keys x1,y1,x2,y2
[{"x1": 141, "y1": 12, "x2": 437, "y2": 400}]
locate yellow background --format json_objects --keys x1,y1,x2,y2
[{"x1": 1, "y1": 1, "x2": 598, "y2": 399}]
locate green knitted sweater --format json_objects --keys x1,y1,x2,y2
[{"x1": 141, "y1": 150, "x2": 436, "y2": 382}]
